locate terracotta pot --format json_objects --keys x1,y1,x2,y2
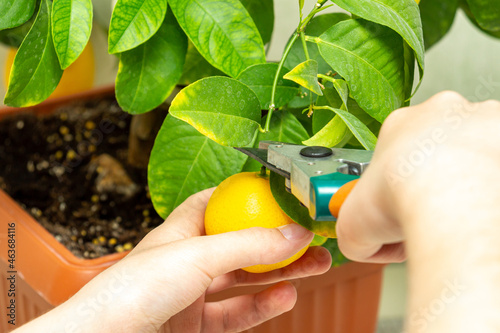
[{"x1": 0, "y1": 88, "x2": 384, "y2": 332}]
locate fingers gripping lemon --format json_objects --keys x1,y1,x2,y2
[{"x1": 204, "y1": 172, "x2": 308, "y2": 273}]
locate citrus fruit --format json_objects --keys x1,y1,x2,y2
[
  {"x1": 204, "y1": 171, "x2": 309, "y2": 273},
  {"x1": 4, "y1": 41, "x2": 95, "y2": 99}
]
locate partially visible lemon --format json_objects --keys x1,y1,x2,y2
[
  {"x1": 4, "y1": 41, "x2": 95, "y2": 99},
  {"x1": 204, "y1": 172, "x2": 309, "y2": 273}
]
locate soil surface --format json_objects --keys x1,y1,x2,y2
[{"x1": 0, "y1": 96, "x2": 164, "y2": 258}]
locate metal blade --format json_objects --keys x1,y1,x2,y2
[{"x1": 234, "y1": 148, "x2": 291, "y2": 179}]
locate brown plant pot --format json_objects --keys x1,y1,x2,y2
[{"x1": 0, "y1": 88, "x2": 384, "y2": 332}]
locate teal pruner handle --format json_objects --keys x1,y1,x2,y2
[{"x1": 309, "y1": 172, "x2": 359, "y2": 221}]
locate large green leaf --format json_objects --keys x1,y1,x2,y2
[
  {"x1": 240, "y1": 0, "x2": 274, "y2": 44},
  {"x1": 0, "y1": 4, "x2": 38, "y2": 47},
  {"x1": 315, "y1": 19, "x2": 405, "y2": 122},
  {"x1": 466, "y1": 0, "x2": 500, "y2": 32},
  {"x1": 285, "y1": 13, "x2": 350, "y2": 75},
  {"x1": 149, "y1": 115, "x2": 247, "y2": 218},
  {"x1": 108, "y1": 0, "x2": 167, "y2": 54},
  {"x1": 169, "y1": 0, "x2": 266, "y2": 78},
  {"x1": 419, "y1": 0, "x2": 459, "y2": 49},
  {"x1": 4, "y1": 0, "x2": 63, "y2": 107},
  {"x1": 318, "y1": 106, "x2": 377, "y2": 150},
  {"x1": 237, "y1": 63, "x2": 299, "y2": 109},
  {"x1": 179, "y1": 42, "x2": 225, "y2": 86},
  {"x1": 52, "y1": 0, "x2": 93, "y2": 69},
  {"x1": 243, "y1": 111, "x2": 310, "y2": 172},
  {"x1": 116, "y1": 9, "x2": 187, "y2": 114},
  {"x1": 169, "y1": 77, "x2": 261, "y2": 147},
  {"x1": 270, "y1": 172, "x2": 337, "y2": 238},
  {"x1": 323, "y1": 88, "x2": 376, "y2": 127},
  {"x1": 0, "y1": 0, "x2": 36, "y2": 30},
  {"x1": 330, "y1": 0, "x2": 425, "y2": 73},
  {"x1": 284, "y1": 60, "x2": 323, "y2": 96},
  {"x1": 461, "y1": 0, "x2": 500, "y2": 38},
  {"x1": 304, "y1": 115, "x2": 348, "y2": 147}
]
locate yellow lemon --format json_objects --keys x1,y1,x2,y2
[{"x1": 205, "y1": 172, "x2": 309, "y2": 273}]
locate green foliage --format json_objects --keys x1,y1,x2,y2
[
  {"x1": 284, "y1": 60, "x2": 323, "y2": 96},
  {"x1": 52, "y1": 0, "x2": 93, "y2": 69},
  {"x1": 237, "y1": 63, "x2": 299, "y2": 109},
  {"x1": 4, "y1": 0, "x2": 62, "y2": 107},
  {"x1": 169, "y1": 77, "x2": 262, "y2": 147},
  {"x1": 108, "y1": 0, "x2": 167, "y2": 54},
  {"x1": 330, "y1": 0, "x2": 425, "y2": 73},
  {"x1": 1, "y1": 0, "x2": 438, "y2": 251},
  {"x1": 240, "y1": 0, "x2": 275, "y2": 44},
  {"x1": 419, "y1": 0, "x2": 459, "y2": 50},
  {"x1": 0, "y1": 0, "x2": 36, "y2": 30},
  {"x1": 116, "y1": 9, "x2": 187, "y2": 114},
  {"x1": 169, "y1": 0, "x2": 266, "y2": 78},
  {"x1": 465, "y1": 0, "x2": 500, "y2": 32},
  {"x1": 148, "y1": 115, "x2": 247, "y2": 218},
  {"x1": 315, "y1": 19, "x2": 405, "y2": 122}
]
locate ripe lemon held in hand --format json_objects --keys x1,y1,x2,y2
[{"x1": 205, "y1": 171, "x2": 309, "y2": 273}]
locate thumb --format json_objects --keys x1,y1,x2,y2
[{"x1": 188, "y1": 223, "x2": 314, "y2": 277}]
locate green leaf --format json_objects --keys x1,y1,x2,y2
[
  {"x1": 304, "y1": 115, "x2": 348, "y2": 147},
  {"x1": 0, "y1": 6, "x2": 37, "y2": 48},
  {"x1": 329, "y1": 0, "x2": 425, "y2": 73},
  {"x1": 330, "y1": 78, "x2": 348, "y2": 110},
  {"x1": 108, "y1": 0, "x2": 167, "y2": 54},
  {"x1": 243, "y1": 111, "x2": 310, "y2": 172},
  {"x1": 179, "y1": 42, "x2": 225, "y2": 86},
  {"x1": 0, "y1": 0, "x2": 36, "y2": 30},
  {"x1": 270, "y1": 172, "x2": 337, "y2": 238},
  {"x1": 318, "y1": 106, "x2": 377, "y2": 150},
  {"x1": 284, "y1": 60, "x2": 323, "y2": 96},
  {"x1": 259, "y1": 111, "x2": 309, "y2": 143},
  {"x1": 285, "y1": 13, "x2": 350, "y2": 75},
  {"x1": 311, "y1": 234, "x2": 328, "y2": 247},
  {"x1": 315, "y1": 19, "x2": 405, "y2": 122},
  {"x1": 403, "y1": 42, "x2": 415, "y2": 102},
  {"x1": 323, "y1": 88, "x2": 377, "y2": 127},
  {"x1": 52, "y1": 0, "x2": 93, "y2": 69},
  {"x1": 169, "y1": 77, "x2": 261, "y2": 147},
  {"x1": 461, "y1": 0, "x2": 500, "y2": 38},
  {"x1": 169, "y1": 0, "x2": 266, "y2": 78},
  {"x1": 240, "y1": 0, "x2": 274, "y2": 44},
  {"x1": 419, "y1": 0, "x2": 459, "y2": 49},
  {"x1": 4, "y1": 0, "x2": 63, "y2": 107},
  {"x1": 116, "y1": 9, "x2": 187, "y2": 114},
  {"x1": 237, "y1": 63, "x2": 299, "y2": 109},
  {"x1": 149, "y1": 115, "x2": 247, "y2": 218},
  {"x1": 465, "y1": 0, "x2": 500, "y2": 32},
  {"x1": 322, "y1": 238, "x2": 350, "y2": 267}
]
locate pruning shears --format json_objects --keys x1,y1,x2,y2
[{"x1": 236, "y1": 141, "x2": 372, "y2": 221}]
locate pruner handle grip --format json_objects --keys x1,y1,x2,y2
[{"x1": 328, "y1": 179, "x2": 359, "y2": 219}]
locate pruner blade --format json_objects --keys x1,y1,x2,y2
[{"x1": 234, "y1": 147, "x2": 291, "y2": 179}]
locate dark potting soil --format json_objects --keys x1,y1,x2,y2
[{"x1": 0, "y1": 96, "x2": 164, "y2": 259}]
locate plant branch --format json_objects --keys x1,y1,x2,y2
[{"x1": 264, "y1": 0, "x2": 328, "y2": 132}]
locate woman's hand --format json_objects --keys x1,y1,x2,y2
[
  {"x1": 16, "y1": 188, "x2": 331, "y2": 333},
  {"x1": 336, "y1": 91, "x2": 500, "y2": 332}
]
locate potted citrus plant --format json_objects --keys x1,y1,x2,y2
[{"x1": 5, "y1": 0, "x2": 497, "y2": 331}]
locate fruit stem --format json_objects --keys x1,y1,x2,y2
[{"x1": 260, "y1": 166, "x2": 268, "y2": 177}]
